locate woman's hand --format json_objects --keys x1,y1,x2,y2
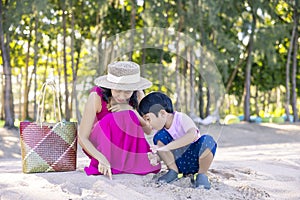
[
  {"x1": 98, "y1": 159, "x2": 112, "y2": 180},
  {"x1": 147, "y1": 152, "x2": 160, "y2": 166},
  {"x1": 108, "y1": 103, "x2": 133, "y2": 112}
]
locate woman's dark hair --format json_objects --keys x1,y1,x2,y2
[
  {"x1": 138, "y1": 92, "x2": 174, "y2": 116},
  {"x1": 101, "y1": 87, "x2": 138, "y2": 109}
]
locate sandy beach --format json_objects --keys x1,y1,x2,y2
[{"x1": 1, "y1": 122, "x2": 300, "y2": 200}]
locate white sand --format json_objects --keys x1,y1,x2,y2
[{"x1": 0, "y1": 122, "x2": 300, "y2": 200}]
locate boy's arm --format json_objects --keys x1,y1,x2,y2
[
  {"x1": 157, "y1": 127, "x2": 199, "y2": 151},
  {"x1": 156, "y1": 113, "x2": 199, "y2": 151}
]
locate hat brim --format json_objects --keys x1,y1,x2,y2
[{"x1": 94, "y1": 75, "x2": 152, "y2": 91}]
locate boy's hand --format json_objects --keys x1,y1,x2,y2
[
  {"x1": 157, "y1": 145, "x2": 170, "y2": 152},
  {"x1": 150, "y1": 145, "x2": 169, "y2": 153}
]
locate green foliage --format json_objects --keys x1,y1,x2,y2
[
  {"x1": 0, "y1": 0, "x2": 299, "y2": 122},
  {"x1": 0, "y1": 120, "x2": 4, "y2": 128}
]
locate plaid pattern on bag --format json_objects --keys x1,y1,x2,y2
[
  {"x1": 19, "y1": 80, "x2": 78, "y2": 173},
  {"x1": 20, "y1": 121, "x2": 77, "y2": 173}
]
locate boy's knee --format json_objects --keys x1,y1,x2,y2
[
  {"x1": 155, "y1": 140, "x2": 164, "y2": 146},
  {"x1": 153, "y1": 129, "x2": 173, "y2": 145},
  {"x1": 153, "y1": 134, "x2": 166, "y2": 145},
  {"x1": 153, "y1": 132, "x2": 162, "y2": 145},
  {"x1": 201, "y1": 135, "x2": 217, "y2": 146},
  {"x1": 153, "y1": 139, "x2": 165, "y2": 146},
  {"x1": 202, "y1": 134, "x2": 214, "y2": 141},
  {"x1": 198, "y1": 135, "x2": 217, "y2": 156}
]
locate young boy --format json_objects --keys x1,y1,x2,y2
[{"x1": 138, "y1": 92, "x2": 217, "y2": 189}]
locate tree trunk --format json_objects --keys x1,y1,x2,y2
[
  {"x1": 175, "y1": 39, "x2": 181, "y2": 111},
  {"x1": 255, "y1": 86, "x2": 259, "y2": 116},
  {"x1": 129, "y1": 0, "x2": 136, "y2": 61},
  {"x1": 23, "y1": 25, "x2": 32, "y2": 120},
  {"x1": 70, "y1": 6, "x2": 75, "y2": 120},
  {"x1": 226, "y1": 59, "x2": 244, "y2": 93},
  {"x1": 263, "y1": 92, "x2": 266, "y2": 113},
  {"x1": 175, "y1": 1, "x2": 184, "y2": 111},
  {"x1": 189, "y1": 48, "x2": 195, "y2": 115},
  {"x1": 158, "y1": 5, "x2": 169, "y2": 91},
  {"x1": 0, "y1": 74, "x2": 4, "y2": 120},
  {"x1": 206, "y1": 89, "x2": 210, "y2": 116},
  {"x1": 108, "y1": 40, "x2": 114, "y2": 66},
  {"x1": 284, "y1": 13, "x2": 296, "y2": 122},
  {"x1": 62, "y1": 3, "x2": 70, "y2": 121},
  {"x1": 198, "y1": 76, "x2": 204, "y2": 119},
  {"x1": 0, "y1": 72, "x2": 3, "y2": 120},
  {"x1": 18, "y1": 69, "x2": 22, "y2": 119},
  {"x1": 141, "y1": 28, "x2": 146, "y2": 76},
  {"x1": 243, "y1": 12, "x2": 256, "y2": 122},
  {"x1": 0, "y1": 0, "x2": 15, "y2": 128},
  {"x1": 198, "y1": 0, "x2": 209, "y2": 118},
  {"x1": 43, "y1": 42, "x2": 51, "y2": 83},
  {"x1": 75, "y1": 45, "x2": 82, "y2": 123},
  {"x1": 33, "y1": 12, "x2": 38, "y2": 120},
  {"x1": 159, "y1": 28, "x2": 167, "y2": 90},
  {"x1": 183, "y1": 49, "x2": 188, "y2": 113},
  {"x1": 56, "y1": 37, "x2": 63, "y2": 119},
  {"x1": 291, "y1": 2, "x2": 299, "y2": 122}
]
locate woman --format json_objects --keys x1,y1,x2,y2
[{"x1": 79, "y1": 61, "x2": 161, "y2": 179}]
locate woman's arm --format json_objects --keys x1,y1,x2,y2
[
  {"x1": 136, "y1": 90, "x2": 145, "y2": 103},
  {"x1": 78, "y1": 92, "x2": 112, "y2": 179}
]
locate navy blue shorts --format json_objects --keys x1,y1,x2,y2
[{"x1": 153, "y1": 129, "x2": 217, "y2": 174}]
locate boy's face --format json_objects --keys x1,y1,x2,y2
[{"x1": 143, "y1": 111, "x2": 166, "y2": 131}]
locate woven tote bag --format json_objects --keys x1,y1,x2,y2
[{"x1": 20, "y1": 80, "x2": 78, "y2": 173}]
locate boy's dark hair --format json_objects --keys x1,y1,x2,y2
[
  {"x1": 138, "y1": 92, "x2": 174, "y2": 116},
  {"x1": 101, "y1": 87, "x2": 138, "y2": 109}
]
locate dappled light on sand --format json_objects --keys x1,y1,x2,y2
[
  {"x1": 1, "y1": 123, "x2": 300, "y2": 200},
  {"x1": 0, "y1": 128, "x2": 21, "y2": 159}
]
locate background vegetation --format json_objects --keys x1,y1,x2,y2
[{"x1": 0, "y1": 0, "x2": 299, "y2": 128}]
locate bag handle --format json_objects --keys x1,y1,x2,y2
[{"x1": 36, "y1": 79, "x2": 62, "y2": 124}]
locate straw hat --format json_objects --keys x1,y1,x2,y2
[{"x1": 94, "y1": 61, "x2": 152, "y2": 91}]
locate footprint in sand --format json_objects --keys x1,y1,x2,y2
[
  {"x1": 237, "y1": 185, "x2": 270, "y2": 199},
  {"x1": 235, "y1": 168, "x2": 255, "y2": 175},
  {"x1": 210, "y1": 169, "x2": 235, "y2": 179},
  {"x1": 60, "y1": 182, "x2": 82, "y2": 195},
  {"x1": 0, "y1": 191, "x2": 22, "y2": 200}
]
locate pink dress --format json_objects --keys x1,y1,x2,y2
[{"x1": 84, "y1": 87, "x2": 161, "y2": 175}]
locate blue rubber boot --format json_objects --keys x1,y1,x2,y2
[
  {"x1": 195, "y1": 173, "x2": 211, "y2": 190},
  {"x1": 157, "y1": 169, "x2": 178, "y2": 183}
]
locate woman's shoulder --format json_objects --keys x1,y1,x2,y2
[
  {"x1": 90, "y1": 86, "x2": 103, "y2": 97},
  {"x1": 88, "y1": 87, "x2": 106, "y2": 114},
  {"x1": 88, "y1": 86, "x2": 103, "y2": 105}
]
